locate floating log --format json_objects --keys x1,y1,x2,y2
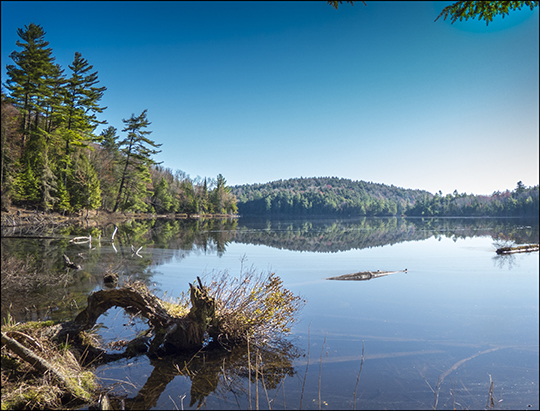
[
  {"x1": 496, "y1": 244, "x2": 539, "y2": 255},
  {"x1": 69, "y1": 235, "x2": 91, "y2": 244},
  {"x1": 327, "y1": 269, "x2": 407, "y2": 281}
]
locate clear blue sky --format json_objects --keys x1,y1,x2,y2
[{"x1": 2, "y1": 1, "x2": 538, "y2": 195}]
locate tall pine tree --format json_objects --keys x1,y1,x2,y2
[
  {"x1": 4, "y1": 23, "x2": 55, "y2": 155},
  {"x1": 113, "y1": 110, "x2": 162, "y2": 212}
]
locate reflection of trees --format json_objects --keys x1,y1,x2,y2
[
  {"x1": 233, "y1": 217, "x2": 539, "y2": 253},
  {"x1": 3, "y1": 217, "x2": 537, "y2": 322},
  {"x1": 1, "y1": 218, "x2": 240, "y2": 323},
  {"x1": 113, "y1": 341, "x2": 299, "y2": 410}
]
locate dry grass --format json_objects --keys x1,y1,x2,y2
[
  {"x1": 205, "y1": 266, "x2": 306, "y2": 347},
  {"x1": 1, "y1": 316, "x2": 97, "y2": 410}
]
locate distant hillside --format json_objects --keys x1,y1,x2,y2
[
  {"x1": 231, "y1": 177, "x2": 429, "y2": 216},
  {"x1": 231, "y1": 177, "x2": 539, "y2": 218}
]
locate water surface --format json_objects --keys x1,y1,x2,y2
[{"x1": 2, "y1": 217, "x2": 538, "y2": 409}]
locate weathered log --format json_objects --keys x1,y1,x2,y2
[
  {"x1": 72, "y1": 279, "x2": 217, "y2": 356},
  {"x1": 327, "y1": 269, "x2": 407, "y2": 281},
  {"x1": 1, "y1": 331, "x2": 91, "y2": 401},
  {"x1": 496, "y1": 244, "x2": 539, "y2": 255},
  {"x1": 74, "y1": 282, "x2": 170, "y2": 331}
]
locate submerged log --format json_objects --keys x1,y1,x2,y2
[
  {"x1": 327, "y1": 269, "x2": 407, "y2": 281},
  {"x1": 496, "y1": 244, "x2": 539, "y2": 255}
]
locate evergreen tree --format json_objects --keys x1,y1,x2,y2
[
  {"x1": 43, "y1": 63, "x2": 66, "y2": 136},
  {"x1": 40, "y1": 149, "x2": 58, "y2": 211},
  {"x1": 61, "y1": 52, "x2": 107, "y2": 185},
  {"x1": 67, "y1": 150, "x2": 102, "y2": 211},
  {"x1": 152, "y1": 177, "x2": 173, "y2": 213},
  {"x1": 12, "y1": 159, "x2": 40, "y2": 205},
  {"x1": 54, "y1": 177, "x2": 70, "y2": 214},
  {"x1": 3, "y1": 24, "x2": 55, "y2": 152},
  {"x1": 91, "y1": 126, "x2": 120, "y2": 211},
  {"x1": 113, "y1": 110, "x2": 162, "y2": 212}
]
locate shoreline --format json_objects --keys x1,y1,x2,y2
[{"x1": 1, "y1": 206, "x2": 240, "y2": 229}]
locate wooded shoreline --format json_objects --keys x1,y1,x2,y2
[{"x1": 0, "y1": 206, "x2": 240, "y2": 229}]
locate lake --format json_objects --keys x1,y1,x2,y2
[{"x1": 1, "y1": 216, "x2": 538, "y2": 409}]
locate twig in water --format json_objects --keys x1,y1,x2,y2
[
  {"x1": 352, "y1": 340, "x2": 365, "y2": 410},
  {"x1": 421, "y1": 374, "x2": 441, "y2": 410},
  {"x1": 169, "y1": 395, "x2": 179, "y2": 410},
  {"x1": 318, "y1": 334, "x2": 328, "y2": 410},
  {"x1": 299, "y1": 322, "x2": 311, "y2": 410},
  {"x1": 259, "y1": 351, "x2": 272, "y2": 410},
  {"x1": 221, "y1": 358, "x2": 242, "y2": 409},
  {"x1": 485, "y1": 374, "x2": 501, "y2": 410}
]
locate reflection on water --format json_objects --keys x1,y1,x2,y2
[
  {"x1": 1, "y1": 216, "x2": 538, "y2": 409},
  {"x1": 5, "y1": 216, "x2": 537, "y2": 322},
  {"x1": 97, "y1": 341, "x2": 299, "y2": 410}
]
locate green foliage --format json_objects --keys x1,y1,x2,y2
[
  {"x1": 54, "y1": 178, "x2": 71, "y2": 213},
  {"x1": 210, "y1": 174, "x2": 238, "y2": 214},
  {"x1": 4, "y1": 23, "x2": 55, "y2": 143},
  {"x1": 63, "y1": 51, "x2": 107, "y2": 150},
  {"x1": 1, "y1": 23, "x2": 238, "y2": 215},
  {"x1": 40, "y1": 150, "x2": 58, "y2": 211},
  {"x1": 406, "y1": 183, "x2": 539, "y2": 217},
  {"x1": 152, "y1": 177, "x2": 173, "y2": 213},
  {"x1": 67, "y1": 151, "x2": 102, "y2": 210},
  {"x1": 12, "y1": 160, "x2": 40, "y2": 204},
  {"x1": 233, "y1": 177, "x2": 425, "y2": 217},
  {"x1": 435, "y1": 1, "x2": 539, "y2": 25},
  {"x1": 234, "y1": 177, "x2": 539, "y2": 218},
  {"x1": 113, "y1": 110, "x2": 161, "y2": 212}
]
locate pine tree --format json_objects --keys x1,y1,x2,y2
[
  {"x1": 43, "y1": 63, "x2": 66, "y2": 136},
  {"x1": 67, "y1": 151, "x2": 102, "y2": 211},
  {"x1": 12, "y1": 159, "x2": 40, "y2": 205},
  {"x1": 4, "y1": 24, "x2": 55, "y2": 154},
  {"x1": 54, "y1": 177, "x2": 70, "y2": 214},
  {"x1": 63, "y1": 51, "x2": 107, "y2": 153},
  {"x1": 113, "y1": 110, "x2": 161, "y2": 212}
]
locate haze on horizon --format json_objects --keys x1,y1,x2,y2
[{"x1": 1, "y1": 1, "x2": 538, "y2": 196}]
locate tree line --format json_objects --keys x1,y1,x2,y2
[
  {"x1": 406, "y1": 182, "x2": 539, "y2": 217},
  {"x1": 232, "y1": 177, "x2": 539, "y2": 217},
  {"x1": 1, "y1": 23, "x2": 237, "y2": 215}
]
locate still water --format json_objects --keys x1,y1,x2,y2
[{"x1": 2, "y1": 217, "x2": 538, "y2": 409}]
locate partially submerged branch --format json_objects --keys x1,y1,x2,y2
[{"x1": 495, "y1": 244, "x2": 539, "y2": 255}]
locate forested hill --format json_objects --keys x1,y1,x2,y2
[
  {"x1": 232, "y1": 177, "x2": 429, "y2": 216},
  {"x1": 232, "y1": 177, "x2": 540, "y2": 217}
]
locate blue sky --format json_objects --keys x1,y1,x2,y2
[{"x1": 2, "y1": 1, "x2": 538, "y2": 195}]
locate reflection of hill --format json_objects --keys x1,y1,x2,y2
[{"x1": 231, "y1": 217, "x2": 539, "y2": 253}]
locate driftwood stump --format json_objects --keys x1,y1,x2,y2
[{"x1": 69, "y1": 278, "x2": 217, "y2": 357}]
